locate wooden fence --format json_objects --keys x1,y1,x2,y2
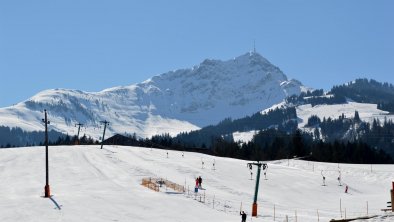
[
  {"x1": 141, "y1": 177, "x2": 159, "y2": 192},
  {"x1": 141, "y1": 177, "x2": 184, "y2": 193}
]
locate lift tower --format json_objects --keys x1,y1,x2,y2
[
  {"x1": 247, "y1": 161, "x2": 267, "y2": 217},
  {"x1": 42, "y1": 109, "x2": 51, "y2": 198},
  {"x1": 100, "y1": 120, "x2": 110, "y2": 149}
]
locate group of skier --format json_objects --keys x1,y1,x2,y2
[{"x1": 195, "y1": 176, "x2": 202, "y2": 189}]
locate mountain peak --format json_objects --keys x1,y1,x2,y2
[
  {"x1": 133, "y1": 52, "x2": 303, "y2": 125},
  {"x1": 194, "y1": 51, "x2": 271, "y2": 68},
  {"x1": 233, "y1": 51, "x2": 270, "y2": 63}
]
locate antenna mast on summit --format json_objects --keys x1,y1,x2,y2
[{"x1": 253, "y1": 39, "x2": 256, "y2": 54}]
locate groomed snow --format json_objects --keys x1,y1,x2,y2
[{"x1": 0, "y1": 146, "x2": 393, "y2": 221}]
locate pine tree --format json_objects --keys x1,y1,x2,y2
[{"x1": 354, "y1": 110, "x2": 360, "y2": 122}]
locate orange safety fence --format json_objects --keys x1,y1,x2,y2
[
  {"x1": 141, "y1": 178, "x2": 159, "y2": 192},
  {"x1": 141, "y1": 177, "x2": 184, "y2": 193},
  {"x1": 164, "y1": 179, "x2": 185, "y2": 193}
]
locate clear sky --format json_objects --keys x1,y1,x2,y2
[{"x1": 0, "y1": 0, "x2": 393, "y2": 107}]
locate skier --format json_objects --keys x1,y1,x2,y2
[
  {"x1": 195, "y1": 178, "x2": 199, "y2": 193},
  {"x1": 321, "y1": 170, "x2": 326, "y2": 186},
  {"x1": 338, "y1": 170, "x2": 342, "y2": 186},
  {"x1": 198, "y1": 176, "x2": 202, "y2": 188},
  {"x1": 240, "y1": 211, "x2": 247, "y2": 222},
  {"x1": 345, "y1": 185, "x2": 348, "y2": 193}
]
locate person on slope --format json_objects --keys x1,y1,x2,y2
[
  {"x1": 240, "y1": 211, "x2": 247, "y2": 222},
  {"x1": 198, "y1": 176, "x2": 202, "y2": 188},
  {"x1": 194, "y1": 177, "x2": 199, "y2": 193}
]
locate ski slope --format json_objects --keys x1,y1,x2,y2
[
  {"x1": 233, "y1": 101, "x2": 394, "y2": 143},
  {"x1": 296, "y1": 102, "x2": 394, "y2": 128},
  {"x1": 0, "y1": 145, "x2": 393, "y2": 222}
]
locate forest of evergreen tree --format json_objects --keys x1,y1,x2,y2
[
  {"x1": 330, "y1": 78, "x2": 394, "y2": 113},
  {"x1": 0, "y1": 125, "x2": 98, "y2": 148},
  {"x1": 102, "y1": 128, "x2": 393, "y2": 164}
]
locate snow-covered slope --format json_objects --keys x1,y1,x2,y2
[
  {"x1": 297, "y1": 101, "x2": 394, "y2": 128},
  {"x1": 233, "y1": 130, "x2": 258, "y2": 143},
  {"x1": 0, "y1": 52, "x2": 304, "y2": 139},
  {"x1": 0, "y1": 145, "x2": 393, "y2": 222},
  {"x1": 232, "y1": 101, "x2": 394, "y2": 143}
]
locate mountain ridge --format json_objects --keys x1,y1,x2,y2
[{"x1": 0, "y1": 52, "x2": 305, "y2": 140}]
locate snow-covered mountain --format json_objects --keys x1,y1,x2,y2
[{"x1": 0, "y1": 52, "x2": 305, "y2": 139}]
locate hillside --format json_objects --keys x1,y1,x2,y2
[
  {"x1": 330, "y1": 79, "x2": 394, "y2": 113},
  {"x1": 296, "y1": 101, "x2": 394, "y2": 129},
  {"x1": 0, "y1": 145, "x2": 393, "y2": 221}
]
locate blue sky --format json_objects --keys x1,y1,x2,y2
[{"x1": 0, "y1": 0, "x2": 393, "y2": 107}]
